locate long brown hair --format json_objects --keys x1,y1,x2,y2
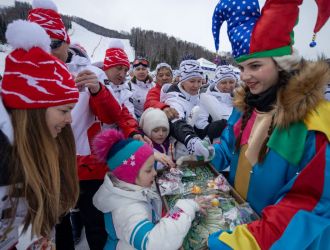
[{"x1": 8, "y1": 108, "x2": 78, "y2": 237}]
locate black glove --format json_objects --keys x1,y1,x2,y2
[{"x1": 207, "y1": 119, "x2": 227, "y2": 141}]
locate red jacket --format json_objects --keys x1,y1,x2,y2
[
  {"x1": 143, "y1": 83, "x2": 169, "y2": 111},
  {"x1": 78, "y1": 84, "x2": 139, "y2": 180},
  {"x1": 89, "y1": 84, "x2": 138, "y2": 137}
]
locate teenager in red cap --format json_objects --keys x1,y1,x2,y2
[{"x1": 0, "y1": 19, "x2": 79, "y2": 249}]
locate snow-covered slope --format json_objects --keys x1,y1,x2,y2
[
  {"x1": 69, "y1": 21, "x2": 135, "y2": 63},
  {"x1": 0, "y1": 21, "x2": 135, "y2": 73}
]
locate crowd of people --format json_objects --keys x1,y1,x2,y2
[{"x1": 0, "y1": 0, "x2": 330, "y2": 249}]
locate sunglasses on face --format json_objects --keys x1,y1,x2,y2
[
  {"x1": 50, "y1": 40, "x2": 65, "y2": 50},
  {"x1": 133, "y1": 58, "x2": 149, "y2": 68}
]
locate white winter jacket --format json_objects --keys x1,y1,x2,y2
[
  {"x1": 131, "y1": 80, "x2": 155, "y2": 118},
  {"x1": 67, "y1": 55, "x2": 112, "y2": 155},
  {"x1": 160, "y1": 83, "x2": 199, "y2": 125},
  {"x1": 160, "y1": 83, "x2": 200, "y2": 158},
  {"x1": 93, "y1": 174, "x2": 199, "y2": 250},
  {"x1": 195, "y1": 84, "x2": 233, "y2": 130},
  {"x1": 108, "y1": 82, "x2": 136, "y2": 119}
]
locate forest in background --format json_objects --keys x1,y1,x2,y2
[{"x1": 0, "y1": 1, "x2": 234, "y2": 68}]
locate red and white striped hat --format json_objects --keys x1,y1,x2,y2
[
  {"x1": 27, "y1": 0, "x2": 70, "y2": 44},
  {"x1": 1, "y1": 20, "x2": 78, "y2": 109},
  {"x1": 103, "y1": 39, "x2": 130, "y2": 71}
]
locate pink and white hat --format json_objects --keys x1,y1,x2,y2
[{"x1": 93, "y1": 129, "x2": 154, "y2": 184}]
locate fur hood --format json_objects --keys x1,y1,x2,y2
[{"x1": 233, "y1": 60, "x2": 330, "y2": 127}]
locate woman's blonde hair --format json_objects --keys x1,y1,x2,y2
[{"x1": 9, "y1": 108, "x2": 79, "y2": 237}]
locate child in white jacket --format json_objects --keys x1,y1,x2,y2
[
  {"x1": 139, "y1": 108, "x2": 175, "y2": 170},
  {"x1": 93, "y1": 129, "x2": 209, "y2": 250}
]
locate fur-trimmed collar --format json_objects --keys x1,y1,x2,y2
[{"x1": 233, "y1": 60, "x2": 330, "y2": 127}]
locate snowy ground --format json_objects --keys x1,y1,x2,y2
[{"x1": 68, "y1": 21, "x2": 135, "y2": 64}]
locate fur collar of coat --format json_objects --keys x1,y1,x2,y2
[{"x1": 234, "y1": 60, "x2": 330, "y2": 128}]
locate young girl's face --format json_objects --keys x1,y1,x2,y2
[
  {"x1": 134, "y1": 65, "x2": 149, "y2": 81},
  {"x1": 135, "y1": 155, "x2": 157, "y2": 188},
  {"x1": 46, "y1": 103, "x2": 75, "y2": 138},
  {"x1": 238, "y1": 57, "x2": 279, "y2": 95},
  {"x1": 156, "y1": 68, "x2": 173, "y2": 86},
  {"x1": 150, "y1": 127, "x2": 168, "y2": 144},
  {"x1": 181, "y1": 77, "x2": 202, "y2": 96},
  {"x1": 216, "y1": 78, "x2": 236, "y2": 93}
]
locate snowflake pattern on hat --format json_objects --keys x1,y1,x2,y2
[{"x1": 122, "y1": 155, "x2": 136, "y2": 167}]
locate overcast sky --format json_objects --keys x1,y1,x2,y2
[{"x1": 26, "y1": 0, "x2": 330, "y2": 59}]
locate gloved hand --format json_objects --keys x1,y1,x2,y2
[{"x1": 186, "y1": 137, "x2": 214, "y2": 161}]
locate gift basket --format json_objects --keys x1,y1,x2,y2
[{"x1": 156, "y1": 161, "x2": 259, "y2": 250}]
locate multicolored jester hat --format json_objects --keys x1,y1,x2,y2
[{"x1": 212, "y1": 0, "x2": 330, "y2": 62}]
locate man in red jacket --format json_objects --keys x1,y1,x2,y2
[{"x1": 144, "y1": 63, "x2": 179, "y2": 120}]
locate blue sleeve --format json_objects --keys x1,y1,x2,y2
[
  {"x1": 211, "y1": 109, "x2": 241, "y2": 171},
  {"x1": 208, "y1": 230, "x2": 232, "y2": 250}
]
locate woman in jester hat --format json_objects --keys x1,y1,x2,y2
[{"x1": 208, "y1": 0, "x2": 330, "y2": 249}]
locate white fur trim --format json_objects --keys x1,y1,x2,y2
[
  {"x1": 32, "y1": 0, "x2": 58, "y2": 12},
  {"x1": 273, "y1": 48, "x2": 301, "y2": 72},
  {"x1": 108, "y1": 38, "x2": 125, "y2": 50},
  {"x1": 6, "y1": 20, "x2": 51, "y2": 53},
  {"x1": 139, "y1": 108, "x2": 169, "y2": 138}
]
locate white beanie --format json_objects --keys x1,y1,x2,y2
[
  {"x1": 139, "y1": 108, "x2": 169, "y2": 138},
  {"x1": 179, "y1": 59, "x2": 203, "y2": 83}
]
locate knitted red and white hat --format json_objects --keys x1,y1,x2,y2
[
  {"x1": 28, "y1": 0, "x2": 70, "y2": 44},
  {"x1": 103, "y1": 39, "x2": 130, "y2": 71},
  {"x1": 1, "y1": 20, "x2": 79, "y2": 109}
]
